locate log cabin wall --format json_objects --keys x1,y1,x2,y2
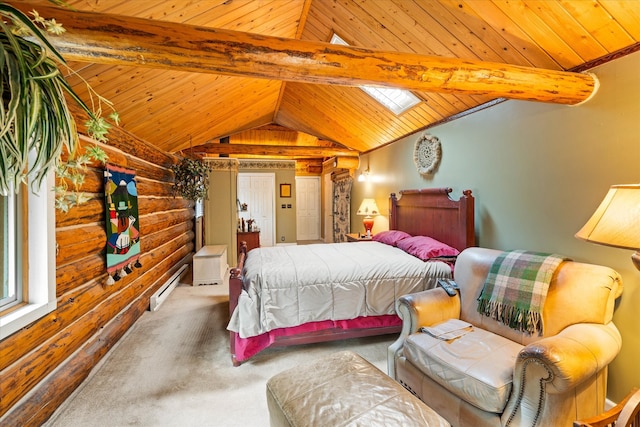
[{"x1": 0, "y1": 111, "x2": 193, "y2": 426}]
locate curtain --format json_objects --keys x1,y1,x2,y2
[{"x1": 332, "y1": 173, "x2": 353, "y2": 242}]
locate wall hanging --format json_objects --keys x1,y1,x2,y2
[
  {"x1": 413, "y1": 133, "x2": 442, "y2": 175},
  {"x1": 104, "y1": 164, "x2": 141, "y2": 285}
]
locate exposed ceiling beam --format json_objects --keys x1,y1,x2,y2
[
  {"x1": 193, "y1": 144, "x2": 358, "y2": 158},
  {"x1": 10, "y1": 2, "x2": 597, "y2": 105}
]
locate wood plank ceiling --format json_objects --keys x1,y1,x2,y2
[{"x1": 19, "y1": 0, "x2": 640, "y2": 161}]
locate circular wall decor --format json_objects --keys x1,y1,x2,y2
[{"x1": 413, "y1": 133, "x2": 442, "y2": 175}]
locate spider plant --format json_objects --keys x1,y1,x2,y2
[
  {"x1": 0, "y1": 3, "x2": 117, "y2": 202},
  {"x1": 171, "y1": 157, "x2": 212, "y2": 202}
]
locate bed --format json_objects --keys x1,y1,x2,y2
[{"x1": 227, "y1": 188, "x2": 475, "y2": 366}]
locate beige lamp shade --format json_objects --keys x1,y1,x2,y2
[
  {"x1": 576, "y1": 184, "x2": 640, "y2": 271},
  {"x1": 575, "y1": 184, "x2": 640, "y2": 249},
  {"x1": 357, "y1": 199, "x2": 379, "y2": 217}
]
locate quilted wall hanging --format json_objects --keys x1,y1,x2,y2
[{"x1": 104, "y1": 164, "x2": 142, "y2": 285}]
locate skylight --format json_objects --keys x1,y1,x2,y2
[{"x1": 330, "y1": 33, "x2": 421, "y2": 115}]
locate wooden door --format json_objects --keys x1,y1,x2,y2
[
  {"x1": 295, "y1": 176, "x2": 321, "y2": 241},
  {"x1": 237, "y1": 173, "x2": 275, "y2": 247}
]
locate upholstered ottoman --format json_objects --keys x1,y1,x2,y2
[{"x1": 266, "y1": 350, "x2": 449, "y2": 427}]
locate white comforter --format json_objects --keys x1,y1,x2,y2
[{"x1": 227, "y1": 242, "x2": 452, "y2": 338}]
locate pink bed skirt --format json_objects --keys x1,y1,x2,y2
[{"x1": 233, "y1": 314, "x2": 401, "y2": 362}]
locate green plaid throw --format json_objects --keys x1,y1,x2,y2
[{"x1": 477, "y1": 250, "x2": 569, "y2": 335}]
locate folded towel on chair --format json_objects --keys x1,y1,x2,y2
[{"x1": 477, "y1": 250, "x2": 569, "y2": 335}]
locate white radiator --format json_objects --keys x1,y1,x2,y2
[{"x1": 150, "y1": 264, "x2": 189, "y2": 312}]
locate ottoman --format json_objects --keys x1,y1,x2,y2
[{"x1": 266, "y1": 350, "x2": 450, "y2": 427}]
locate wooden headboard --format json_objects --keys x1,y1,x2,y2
[{"x1": 389, "y1": 188, "x2": 475, "y2": 252}]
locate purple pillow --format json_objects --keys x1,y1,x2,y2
[
  {"x1": 396, "y1": 235, "x2": 460, "y2": 260},
  {"x1": 372, "y1": 230, "x2": 412, "y2": 246}
]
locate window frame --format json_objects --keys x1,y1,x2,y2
[{"x1": 0, "y1": 170, "x2": 57, "y2": 340}]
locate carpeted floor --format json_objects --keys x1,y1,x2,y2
[{"x1": 45, "y1": 269, "x2": 395, "y2": 427}]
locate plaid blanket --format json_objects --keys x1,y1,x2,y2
[{"x1": 477, "y1": 250, "x2": 569, "y2": 335}]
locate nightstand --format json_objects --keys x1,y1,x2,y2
[
  {"x1": 237, "y1": 231, "x2": 260, "y2": 252},
  {"x1": 346, "y1": 233, "x2": 373, "y2": 242}
]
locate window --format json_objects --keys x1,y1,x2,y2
[
  {"x1": 329, "y1": 33, "x2": 422, "y2": 115},
  {"x1": 0, "y1": 170, "x2": 57, "y2": 340},
  {"x1": 1, "y1": 192, "x2": 19, "y2": 310}
]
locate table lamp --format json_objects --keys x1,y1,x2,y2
[
  {"x1": 575, "y1": 184, "x2": 640, "y2": 271},
  {"x1": 357, "y1": 198, "x2": 379, "y2": 236}
]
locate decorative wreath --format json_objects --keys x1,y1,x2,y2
[{"x1": 413, "y1": 133, "x2": 442, "y2": 175}]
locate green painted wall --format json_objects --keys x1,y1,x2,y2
[
  {"x1": 204, "y1": 160, "x2": 238, "y2": 266},
  {"x1": 352, "y1": 51, "x2": 640, "y2": 402}
]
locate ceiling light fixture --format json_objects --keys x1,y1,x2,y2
[{"x1": 358, "y1": 167, "x2": 370, "y2": 182}]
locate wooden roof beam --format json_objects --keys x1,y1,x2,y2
[
  {"x1": 193, "y1": 144, "x2": 358, "y2": 158},
  {"x1": 10, "y1": 2, "x2": 598, "y2": 105}
]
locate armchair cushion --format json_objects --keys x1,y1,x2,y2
[{"x1": 404, "y1": 323, "x2": 523, "y2": 413}]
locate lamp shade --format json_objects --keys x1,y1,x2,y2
[
  {"x1": 357, "y1": 199, "x2": 379, "y2": 217},
  {"x1": 575, "y1": 184, "x2": 640, "y2": 250}
]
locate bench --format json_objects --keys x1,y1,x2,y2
[{"x1": 266, "y1": 350, "x2": 449, "y2": 427}]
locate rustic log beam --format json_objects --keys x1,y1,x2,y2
[
  {"x1": 194, "y1": 143, "x2": 358, "y2": 158},
  {"x1": 56, "y1": 196, "x2": 191, "y2": 228},
  {"x1": 56, "y1": 211, "x2": 194, "y2": 269},
  {"x1": 9, "y1": 2, "x2": 596, "y2": 105},
  {"x1": 332, "y1": 156, "x2": 361, "y2": 170},
  {"x1": 73, "y1": 134, "x2": 175, "y2": 183},
  {"x1": 295, "y1": 159, "x2": 324, "y2": 176}
]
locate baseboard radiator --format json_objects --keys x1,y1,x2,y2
[{"x1": 150, "y1": 264, "x2": 189, "y2": 312}]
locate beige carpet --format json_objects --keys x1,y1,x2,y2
[{"x1": 45, "y1": 271, "x2": 395, "y2": 427}]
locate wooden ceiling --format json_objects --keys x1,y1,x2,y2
[{"x1": 14, "y1": 0, "x2": 640, "y2": 161}]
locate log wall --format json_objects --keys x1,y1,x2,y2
[{"x1": 0, "y1": 117, "x2": 193, "y2": 426}]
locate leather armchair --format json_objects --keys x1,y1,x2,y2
[{"x1": 388, "y1": 247, "x2": 623, "y2": 427}]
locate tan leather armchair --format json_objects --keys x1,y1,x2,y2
[{"x1": 388, "y1": 247, "x2": 623, "y2": 427}]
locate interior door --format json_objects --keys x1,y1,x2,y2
[
  {"x1": 237, "y1": 173, "x2": 275, "y2": 247},
  {"x1": 295, "y1": 176, "x2": 321, "y2": 241}
]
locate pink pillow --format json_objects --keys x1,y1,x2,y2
[
  {"x1": 396, "y1": 235, "x2": 459, "y2": 260},
  {"x1": 372, "y1": 230, "x2": 412, "y2": 246}
]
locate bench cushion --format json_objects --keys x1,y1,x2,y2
[
  {"x1": 266, "y1": 350, "x2": 449, "y2": 427},
  {"x1": 404, "y1": 322, "x2": 523, "y2": 413}
]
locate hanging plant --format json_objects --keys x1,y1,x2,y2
[
  {"x1": 170, "y1": 157, "x2": 212, "y2": 202},
  {"x1": 0, "y1": 3, "x2": 118, "y2": 200}
]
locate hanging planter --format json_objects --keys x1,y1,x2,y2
[
  {"x1": 0, "y1": 4, "x2": 118, "y2": 202},
  {"x1": 170, "y1": 157, "x2": 212, "y2": 202}
]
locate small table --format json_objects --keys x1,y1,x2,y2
[
  {"x1": 346, "y1": 233, "x2": 373, "y2": 242},
  {"x1": 237, "y1": 231, "x2": 260, "y2": 252}
]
